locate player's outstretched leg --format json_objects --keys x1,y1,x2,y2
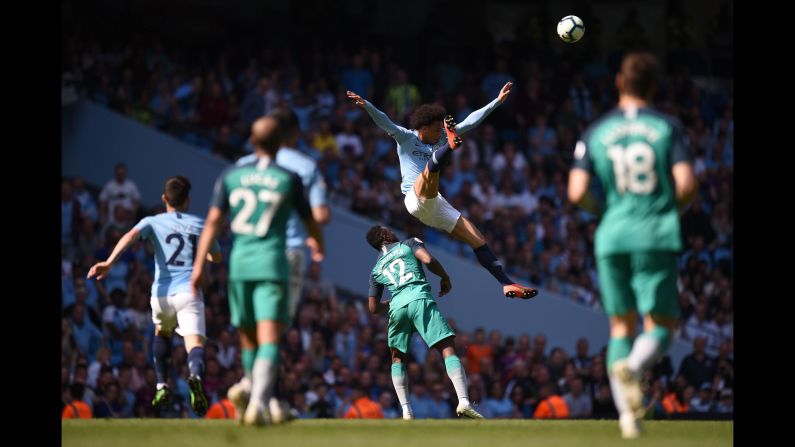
[
  {"x1": 425, "y1": 115, "x2": 462, "y2": 177},
  {"x1": 443, "y1": 115, "x2": 462, "y2": 150},
  {"x1": 449, "y1": 216, "x2": 539, "y2": 299}
]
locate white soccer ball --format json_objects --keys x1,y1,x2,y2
[{"x1": 557, "y1": 15, "x2": 585, "y2": 43}]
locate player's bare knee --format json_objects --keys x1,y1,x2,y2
[
  {"x1": 610, "y1": 313, "x2": 638, "y2": 338},
  {"x1": 433, "y1": 336, "x2": 455, "y2": 355},
  {"x1": 391, "y1": 349, "x2": 408, "y2": 363}
]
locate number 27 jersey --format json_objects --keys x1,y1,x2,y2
[{"x1": 211, "y1": 156, "x2": 311, "y2": 283}]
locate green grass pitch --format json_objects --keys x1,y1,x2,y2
[{"x1": 63, "y1": 419, "x2": 732, "y2": 447}]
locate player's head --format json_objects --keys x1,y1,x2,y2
[
  {"x1": 410, "y1": 104, "x2": 446, "y2": 144},
  {"x1": 162, "y1": 175, "x2": 191, "y2": 211},
  {"x1": 616, "y1": 51, "x2": 659, "y2": 101},
  {"x1": 250, "y1": 116, "x2": 281, "y2": 155},
  {"x1": 269, "y1": 106, "x2": 300, "y2": 148},
  {"x1": 366, "y1": 225, "x2": 399, "y2": 250}
]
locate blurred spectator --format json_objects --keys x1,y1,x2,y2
[
  {"x1": 99, "y1": 163, "x2": 140, "y2": 226},
  {"x1": 343, "y1": 380, "x2": 384, "y2": 419},
  {"x1": 62, "y1": 383, "x2": 93, "y2": 419}
]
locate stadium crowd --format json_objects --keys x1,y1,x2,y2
[{"x1": 61, "y1": 4, "x2": 732, "y2": 420}]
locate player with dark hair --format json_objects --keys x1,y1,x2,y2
[
  {"x1": 88, "y1": 175, "x2": 222, "y2": 416},
  {"x1": 349, "y1": 83, "x2": 538, "y2": 300}
]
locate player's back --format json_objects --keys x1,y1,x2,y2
[
  {"x1": 136, "y1": 211, "x2": 205, "y2": 297},
  {"x1": 216, "y1": 157, "x2": 298, "y2": 282},
  {"x1": 578, "y1": 106, "x2": 688, "y2": 256},
  {"x1": 371, "y1": 238, "x2": 432, "y2": 309}
]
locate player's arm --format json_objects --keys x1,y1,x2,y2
[
  {"x1": 568, "y1": 168, "x2": 601, "y2": 214},
  {"x1": 455, "y1": 82, "x2": 513, "y2": 135},
  {"x1": 192, "y1": 207, "x2": 224, "y2": 290},
  {"x1": 207, "y1": 239, "x2": 223, "y2": 264},
  {"x1": 291, "y1": 173, "x2": 325, "y2": 262},
  {"x1": 368, "y1": 276, "x2": 388, "y2": 315},
  {"x1": 87, "y1": 225, "x2": 143, "y2": 280},
  {"x1": 347, "y1": 91, "x2": 412, "y2": 142},
  {"x1": 672, "y1": 162, "x2": 697, "y2": 209},
  {"x1": 568, "y1": 138, "x2": 602, "y2": 214},
  {"x1": 308, "y1": 168, "x2": 331, "y2": 225},
  {"x1": 410, "y1": 241, "x2": 452, "y2": 298},
  {"x1": 192, "y1": 173, "x2": 230, "y2": 291},
  {"x1": 670, "y1": 120, "x2": 698, "y2": 210}
]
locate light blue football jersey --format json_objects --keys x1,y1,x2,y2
[
  {"x1": 362, "y1": 97, "x2": 502, "y2": 194},
  {"x1": 134, "y1": 212, "x2": 217, "y2": 297}
]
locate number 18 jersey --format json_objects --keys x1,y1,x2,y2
[
  {"x1": 572, "y1": 106, "x2": 691, "y2": 257},
  {"x1": 369, "y1": 238, "x2": 433, "y2": 309}
]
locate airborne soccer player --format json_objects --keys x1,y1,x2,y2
[{"x1": 348, "y1": 83, "x2": 538, "y2": 300}]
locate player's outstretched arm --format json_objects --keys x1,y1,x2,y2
[
  {"x1": 347, "y1": 90, "x2": 412, "y2": 141},
  {"x1": 87, "y1": 227, "x2": 141, "y2": 280},
  {"x1": 414, "y1": 246, "x2": 452, "y2": 297},
  {"x1": 192, "y1": 207, "x2": 224, "y2": 293},
  {"x1": 456, "y1": 82, "x2": 513, "y2": 136}
]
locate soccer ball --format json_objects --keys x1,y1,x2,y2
[{"x1": 557, "y1": 15, "x2": 585, "y2": 43}]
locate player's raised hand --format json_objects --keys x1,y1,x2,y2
[
  {"x1": 87, "y1": 261, "x2": 112, "y2": 280},
  {"x1": 439, "y1": 276, "x2": 452, "y2": 297},
  {"x1": 497, "y1": 81, "x2": 514, "y2": 103},
  {"x1": 347, "y1": 91, "x2": 366, "y2": 108}
]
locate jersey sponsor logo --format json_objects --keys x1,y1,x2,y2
[{"x1": 412, "y1": 150, "x2": 431, "y2": 160}]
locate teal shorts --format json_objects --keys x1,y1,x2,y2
[
  {"x1": 596, "y1": 251, "x2": 680, "y2": 319},
  {"x1": 228, "y1": 280, "x2": 288, "y2": 328},
  {"x1": 388, "y1": 298, "x2": 455, "y2": 353}
]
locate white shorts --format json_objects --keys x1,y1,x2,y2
[
  {"x1": 404, "y1": 190, "x2": 461, "y2": 233},
  {"x1": 286, "y1": 248, "x2": 306, "y2": 323},
  {"x1": 151, "y1": 291, "x2": 205, "y2": 337}
]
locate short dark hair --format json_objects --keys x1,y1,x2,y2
[
  {"x1": 366, "y1": 225, "x2": 398, "y2": 250},
  {"x1": 620, "y1": 51, "x2": 659, "y2": 100},
  {"x1": 164, "y1": 176, "x2": 191, "y2": 207},
  {"x1": 269, "y1": 106, "x2": 300, "y2": 143},
  {"x1": 410, "y1": 104, "x2": 446, "y2": 129}
]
